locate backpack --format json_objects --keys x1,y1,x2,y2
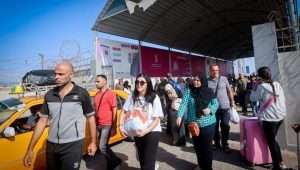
[{"x1": 168, "y1": 80, "x2": 183, "y2": 98}]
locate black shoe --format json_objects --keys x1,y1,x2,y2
[
  {"x1": 222, "y1": 146, "x2": 231, "y2": 153},
  {"x1": 125, "y1": 136, "x2": 134, "y2": 142},
  {"x1": 108, "y1": 158, "x2": 122, "y2": 170},
  {"x1": 174, "y1": 139, "x2": 186, "y2": 146},
  {"x1": 212, "y1": 144, "x2": 221, "y2": 150}
]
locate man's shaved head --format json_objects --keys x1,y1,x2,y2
[
  {"x1": 56, "y1": 60, "x2": 74, "y2": 73},
  {"x1": 55, "y1": 60, "x2": 74, "y2": 87}
]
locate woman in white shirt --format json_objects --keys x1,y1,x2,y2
[
  {"x1": 120, "y1": 73, "x2": 163, "y2": 170},
  {"x1": 250, "y1": 66, "x2": 287, "y2": 170}
]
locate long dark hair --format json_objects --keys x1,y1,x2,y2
[
  {"x1": 133, "y1": 73, "x2": 156, "y2": 104},
  {"x1": 257, "y1": 66, "x2": 277, "y2": 102}
]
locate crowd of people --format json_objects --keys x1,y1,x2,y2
[{"x1": 23, "y1": 61, "x2": 288, "y2": 170}]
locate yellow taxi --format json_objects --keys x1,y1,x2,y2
[{"x1": 0, "y1": 90, "x2": 127, "y2": 170}]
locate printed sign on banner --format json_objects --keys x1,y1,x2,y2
[
  {"x1": 141, "y1": 46, "x2": 170, "y2": 77},
  {"x1": 95, "y1": 38, "x2": 139, "y2": 78},
  {"x1": 170, "y1": 52, "x2": 191, "y2": 76}
]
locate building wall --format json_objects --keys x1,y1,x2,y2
[
  {"x1": 233, "y1": 57, "x2": 256, "y2": 77},
  {"x1": 252, "y1": 22, "x2": 280, "y2": 81},
  {"x1": 252, "y1": 22, "x2": 299, "y2": 151},
  {"x1": 278, "y1": 51, "x2": 300, "y2": 151}
]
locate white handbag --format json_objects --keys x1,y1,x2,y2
[{"x1": 230, "y1": 107, "x2": 240, "y2": 124}]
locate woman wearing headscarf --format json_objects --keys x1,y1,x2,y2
[{"x1": 176, "y1": 74, "x2": 219, "y2": 170}]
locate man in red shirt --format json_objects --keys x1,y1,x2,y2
[{"x1": 95, "y1": 74, "x2": 121, "y2": 169}]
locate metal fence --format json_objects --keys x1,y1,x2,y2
[{"x1": 276, "y1": 25, "x2": 300, "y2": 53}]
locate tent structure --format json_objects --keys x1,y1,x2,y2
[
  {"x1": 22, "y1": 70, "x2": 56, "y2": 87},
  {"x1": 92, "y1": 0, "x2": 296, "y2": 60}
]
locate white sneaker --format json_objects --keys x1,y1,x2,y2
[
  {"x1": 193, "y1": 166, "x2": 201, "y2": 170},
  {"x1": 155, "y1": 162, "x2": 159, "y2": 170},
  {"x1": 280, "y1": 164, "x2": 287, "y2": 169}
]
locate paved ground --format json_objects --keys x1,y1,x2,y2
[{"x1": 80, "y1": 121, "x2": 298, "y2": 170}]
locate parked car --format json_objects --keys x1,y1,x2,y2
[{"x1": 0, "y1": 90, "x2": 127, "y2": 170}]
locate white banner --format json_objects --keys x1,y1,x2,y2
[{"x1": 95, "y1": 38, "x2": 139, "y2": 79}]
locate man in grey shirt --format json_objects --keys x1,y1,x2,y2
[
  {"x1": 207, "y1": 64, "x2": 235, "y2": 153},
  {"x1": 24, "y1": 61, "x2": 97, "y2": 170}
]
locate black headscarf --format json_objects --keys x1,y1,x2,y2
[{"x1": 190, "y1": 77, "x2": 215, "y2": 116}]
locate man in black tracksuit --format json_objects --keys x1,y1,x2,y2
[{"x1": 24, "y1": 61, "x2": 97, "y2": 170}]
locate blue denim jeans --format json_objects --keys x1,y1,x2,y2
[{"x1": 97, "y1": 126, "x2": 121, "y2": 168}]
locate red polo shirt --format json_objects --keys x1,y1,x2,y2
[{"x1": 94, "y1": 89, "x2": 117, "y2": 126}]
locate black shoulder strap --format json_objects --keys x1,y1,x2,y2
[
  {"x1": 96, "y1": 89, "x2": 109, "y2": 114},
  {"x1": 215, "y1": 76, "x2": 221, "y2": 96}
]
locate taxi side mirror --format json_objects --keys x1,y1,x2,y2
[{"x1": 3, "y1": 127, "x2": 16, "y2": 138}]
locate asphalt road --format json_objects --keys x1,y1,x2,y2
[{"x1": 79, "y1": 122, "x2": 297, "y2": 170}]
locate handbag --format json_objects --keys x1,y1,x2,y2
[
  {"x1": 188, "y1": 122, "x2": 200, "y2": 137},
  {"x1": 229, "y1": 107, "x2": 239, "y2": 124}
]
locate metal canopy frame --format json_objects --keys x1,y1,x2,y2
[{"x1": 93, "y1": 0, "x2": 289, "y2": 60}]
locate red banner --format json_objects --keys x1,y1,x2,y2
[
  {"x1": 141, "y1": 46, "x2": 170, "y2": 77},
  {"x1": 191, "y1": 56, "x2": 206, "y2": 76},
  {"x1": 170, "y1": 51, "x2": 191, "y2": 76}
]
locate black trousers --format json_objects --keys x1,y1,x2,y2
[
  {"x1": 169, "y1": 109, "x2": 186, "y2": 144},
  {"x1": 262, "y1": 120, "x2": 283, "y2": 170},
  {"x1": 214, "y1": 109, "x2": 231, "y2": 147},
  {"x1": 135, "y1": 132, "x2": 160, "y2": 170},
  {"x1": 193, "y1": 123, "x2": 216, "y2": 170},
  {"x1": 238, "y1": 92, "x2": 247, "y2": 113},
  {"x1": 46, "y1": 140, "x2": 83, "y2": 170}
]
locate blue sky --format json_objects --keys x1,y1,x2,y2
[
  {"x1": 0, "y1": 0, "x2": 106, "y2": 84},
  {"x1": 0, "y1": 0, "x2": 299, "y2": 85}
]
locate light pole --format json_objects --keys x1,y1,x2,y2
[{"x1": 38, "y1": 53, "x2": 45, "y2": 70}]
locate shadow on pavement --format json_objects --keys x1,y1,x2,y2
[
  {"x1": 82, "y1": 152, "x2": 107, "y2": 170},
  {"x1": 119, "y1": 165, "x2": 140, "y2": 170},
  {"x1": 229, "y1": 132, "x2": 240, "y2": 142},
  {"x1": 157, "y1": 131, "x2": 173, "y2": 145},
  {"x1": 157, "y1": 146, "x2": 197, "y2": 170},
  {"x1": 213, "y1": 148, "x2": 254, "y2": 170},
  {"x1": 83, "y1": 151, "x2": 135, "y2": 170},
  {"x1": 180, "y1": 142, "x2": 256, "y2": 170},
  {"x1": 117, "y1": 152, "x2": 139, "y2": 170}
]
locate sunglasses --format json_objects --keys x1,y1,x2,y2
[{"x1": 135, "y1": 80, "x2": 147, "y2": 86}]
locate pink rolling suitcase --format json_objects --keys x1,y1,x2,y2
[{"x1": 240, "y1": 117, "x2": 272, "y2": 165}]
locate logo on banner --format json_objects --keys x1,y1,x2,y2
[
  {"x1": 154, "y1": 54, "x2": 158, "y2": 63},
  {"x1": 151, "y1": 54, "x2": 161, "y2": 68},
  {"x1": 173, "y1": 61, "x2": 179, "y2": 71}
]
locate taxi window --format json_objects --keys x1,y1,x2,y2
[
  {"x1": 116, "y1": 96, "x2": 125, "y2": 110},
  {"x1": 1, "y1": 98, "x2": 22, "y2": 108},
  {"x1": 10, "y1": 104, "x2": 42, "y2": 134},
  {"x1": 0, "y1": 109, "x2": 17, "y2": 125},
  {"x1": 0, "y1": 102, "x2": 7, "y2": 111}
]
